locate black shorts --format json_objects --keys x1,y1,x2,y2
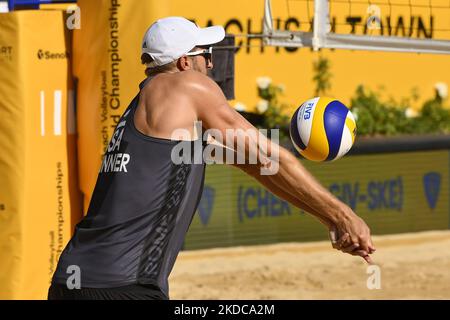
[{"x1": 47, "y1": 283, "x2": 168, "y2": 300}]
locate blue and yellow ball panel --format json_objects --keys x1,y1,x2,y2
[
  {"x1": 289, "y1": 107, "x2": 306, "y2": 151},
  {"x1": 324, "y1": 100, "x2": 350, "y2": 161},
  {"x1": 290, "y1": 97, "x2": 356, "y2": 162}
]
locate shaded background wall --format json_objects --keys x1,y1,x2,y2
[{"x1": 186, "y1": 150, "x2": 449, "y2": 249}]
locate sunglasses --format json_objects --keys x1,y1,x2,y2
[{"x1": 185, "y1": 47, "x2": 213, "y2": 62}]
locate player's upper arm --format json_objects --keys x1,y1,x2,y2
[
  {"x1": 185, "y1": 71, "x2": 253, "y2": 134},
  {"x1": 183, "y1": 71, "x2": 278, "y2": 170}
]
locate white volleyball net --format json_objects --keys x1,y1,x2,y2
[{"x1": 262, "y1": 0, "x2": 450, "y2": 54}]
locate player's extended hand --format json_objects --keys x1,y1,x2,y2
[
  {"x1": 329, "y1": 230, "x2": 374, "y2": 264},
  {"x1": 315, "y1": 210, "x2": 375, "y2": 264},
  {"x1": 337, "y1": 210, "x2": 376, "y2": 253}
]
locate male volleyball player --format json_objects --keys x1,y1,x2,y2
[{"x1": 48, "y1": 17, "x2": 375, "y2": 300}]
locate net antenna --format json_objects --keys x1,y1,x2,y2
[{"x1": 263, "y1": 0, "x2": 450, "y2": 54}]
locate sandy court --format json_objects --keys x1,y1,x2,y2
[{"x1": 169, "y1": 230, "x2": 450, "y2": 299}]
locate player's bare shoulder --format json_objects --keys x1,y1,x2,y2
[
  {"x1": 140, "y1": 72, "x2": 192, "y2": 104},
  {"x1": 141, "y1": 71, "x2": 215, "y2": 94},
  {"x1": 179, "y1": 71, "x2": 223, "y2": 95},
  {"x1": 177, "y1": 70, "x2": 227, "y2": 109}
]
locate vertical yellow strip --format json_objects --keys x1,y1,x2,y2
[
  {"x1": 0, "y1": 10, "x2": 82, "y2": 299},
  {"x1": 301, "y1": 98, "x2": 333, "y2": 162},
  {"x1": 0, "y1": 12, "x2": 25, "y2": 300},
  {"x1": 75, "y1": 0, "x2": 170, "y2": 211},
  {"x1": 345, "y1": 116, "x2": 356, "y2": 144}
]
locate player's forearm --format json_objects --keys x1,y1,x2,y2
[
  {"x1": 207, "y1": 112, "x2": 351, "y2": 225},
  {"x1": 262, "y1": 146, "x2": 351, "y2": 226},
  {"x1": 241, "y1": 167, "x2": 335, "y2": 229}
]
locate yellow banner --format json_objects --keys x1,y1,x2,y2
[
  {"x1": 74, "y1": 0, "x2": 169, "y2": 210},
  {"x1": 74, "y1": 0, "x2": 450, "y2": 208},
  {"x1": 0, "y1": 10, "x2": 82, "y2": 299}
]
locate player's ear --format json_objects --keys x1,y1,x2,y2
[{"x1": 177, "y1": 56, "x2": 192, "y2": 71}]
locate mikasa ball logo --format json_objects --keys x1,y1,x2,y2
[{"x1": 37, "y1": 49, "x2": 70, "y2": 60}]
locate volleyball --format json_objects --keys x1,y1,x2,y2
[{"x1": 289, "y1": 97, "x2": 357, "y2": 162}]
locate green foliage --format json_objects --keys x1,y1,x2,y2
[
  {"x1": 313, "y1": 55, "x2": 332, "y2": 97},
  {"x1": 350, "y1": 85, "x2": 450, "y2": 136},
  {"x1": 415, "y1": 98, "x2": 450, "y2": 134},
  {"x1": 350, "y1": 86, "x2": 410, "y2": 136},
  {"x1": 252, "y1": 80, "x2": 450, "y2": 141},
  {"x1": 250, "y1": 55, "x2": 449, "y2": 139},
  {"x1": 256, "y1": 82, "x2": 290, "y2": 141}
]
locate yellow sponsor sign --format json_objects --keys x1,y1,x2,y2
[
  {"x1": 0, "y1": 11, "x2": 82, "y2": 299},
  {"x1": 185, "y1": 150, "x2": 449, "y2": 249},
  {"x1": 172, "y1": 0, "x2": 450, "y2": 112}
]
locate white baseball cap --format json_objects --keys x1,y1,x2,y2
[{"x1": 142, "y1": 17, "x2": 225, "y2": 67}]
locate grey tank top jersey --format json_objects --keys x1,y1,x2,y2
[{"x1": 52, "y1": 77, "x2": 206, "y2": 297}]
